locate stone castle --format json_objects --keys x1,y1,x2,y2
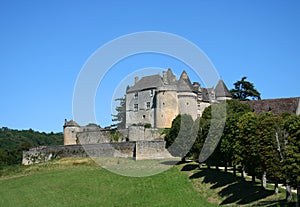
[
  {"x1": 63, "y1": 69, "x2": 232, "y2": 145},
  {"x1": 126, "y1": 69, "x2": 232, "y2": 128},
  {"x1": 23, "y1": 69, "x2": 232, "y2": 164},
  {"x1": 23, "y1": 69, "x2": 300, "y2": 165}
]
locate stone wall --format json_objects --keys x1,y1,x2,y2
[
  {"x1": 156, "y1": 90, "x2": 178, "y2": 128},
  {"x1": 135, "y1": 140, "x2": 172, "y2": 160},
  {"x1": 22, "y1": 140, "x2": 173, "y2": 165},
  {"x1": 178, "y1": 92, "x2": 198, "y2": 120},
  {"x1": 126, "y1": 89, "x2": 156, "y2": 128},
  {"x1": 64, "y1": 126, "x2": 82, "y2": 145},
  {"x1": 22, "y1": 142, "x2": 135, "y2": 165},
  {"x1": 128, "y1": 126, "x2": 163, "y2": 141},
  {"x1": 77, "y1": 130, "x2": 112, "y2": 144}
]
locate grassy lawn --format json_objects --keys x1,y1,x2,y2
[
  {"x1": 179, "y1": 162, "x2": 297, "y2": 206},
  {"x1": 0, "y1": 158, "x2": 215, "y2": 207},
  {"x1": 0, "y1": 158, "x2": 297, "y2": 207}
]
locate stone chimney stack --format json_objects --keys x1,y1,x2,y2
[
  {"x1": 134, "y1": 76, "x2": 139, "y2": 84},
  {"x1": 162, "y1": 71, "x2": 168, "y2": 84},
  {"x1": 193, "y1": 82, "x2": 200, "y2": 91}
]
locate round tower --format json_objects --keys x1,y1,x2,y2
[
  {"x1": 156, "y1": 88, "x2": 178, "y2": 128},
  {"x1": 63, "y1": 119, "x2": 81, "y2": 145}
]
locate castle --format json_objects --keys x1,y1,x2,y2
[
  {"x1": 23, "y1": 69, "x2": 300, "y2": 165},
  {"x1": 62, "y1": 69, "x2": 233, "y2": 146},
  {"x1": 126, "y1": 69, "x2": 232, "y2": 128}
]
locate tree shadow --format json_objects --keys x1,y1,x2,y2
[
  {"x1": 254, "y1": 200, "x2": 296, "y2": 207},
  {"x1": 219, "y1": 181, "x2": 273, "y2": 205},
  {"x1": 189, "y1": 168, "x2": 237, "y2": 189},
  {"x1": 159, "y1": 160, "x2": 179, "y2": 165},
  {"x1": 181, "y1": 163, "x2": 199, "y2": 171},
  {"x1": 187, "y1": 167, "x2": 291, "y2": 206}
]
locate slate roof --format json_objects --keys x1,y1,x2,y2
[
  {"x1": 177, "y1": 70, "x2": 194, "y2": 92},
  {"x1": 201, "y1": 88, "x2": 214, "y2": 102},
  {"x1": 243, "y1": 97, "x2": 300, "y2": 115},
  {"x1": 214, "y1": 79, "x2": 232, "y2": 98},
  {"x1": 127, "y1": 74, "x2": 164, "y2": 92}
]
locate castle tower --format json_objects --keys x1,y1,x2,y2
[
  {"x1": 214, "y1": 79, "x2": 232, "y2": 101},
  {"x1": 177, "y1": 71, "x2": 198, "y2": 120},
  {"x1": 63, "y1": 119, "x2": 82, "y2": 145},
  {"x1": 155, "y1": 88, "x2": 178, "y2": 128}
]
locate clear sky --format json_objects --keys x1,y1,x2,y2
[{"x1": 0, "y1": 1, "x2": 299, "y2": 132}]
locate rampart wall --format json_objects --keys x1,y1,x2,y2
[{"x1": 22, "y1": 141, "x2": 172, "y2": 165}]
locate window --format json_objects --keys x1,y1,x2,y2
[
  {"x1": 142, "y1": 115, "x2": 146, "y2": 119},
  {"x1": 146, "y1": 102, "x2": 150, "y2": 109},
  {"x1": 134, "y1": 92, "x2": 138, "y2": 99},
  {"x1": 134, "y1": 104, "x2": 138, "y2": 111}
]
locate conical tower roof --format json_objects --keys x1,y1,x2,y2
[
  {"x1": 177, "y1": 70, "x2": 193, "y2": 92},
  {"x1": 214, "y1": 79, "x2": 232, "y2": 98}
]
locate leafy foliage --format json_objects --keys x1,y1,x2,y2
[
  {"x1": 283, "y1": 114, "x2": 300, "y2": 188},
  {"x1": 0, "y1": 127, "x2": 63, "y2": 166},
  {"x1": 165, "y1": 114, "x2": 195, "y2": 159}
]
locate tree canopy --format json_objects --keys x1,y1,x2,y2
[{"x1": 230, "y1": 76, "x2": 261, "y2": 100}]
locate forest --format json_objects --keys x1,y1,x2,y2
[{"x1": 0, "y1": 128, "x2": 63, "y2": 166}]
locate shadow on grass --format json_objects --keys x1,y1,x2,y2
[
  {"x1": 181, "y1": 164, "x2": 199, "y2": 171},
  {"x1": 254, "y1": 200, "x2": 296, "y2": 207},
  {"x1": 186, "y1": 166, "x2": 293, "y2": 206},
  {"x1": 159, "y1": 160, "x2": 180, "y2": 165}
]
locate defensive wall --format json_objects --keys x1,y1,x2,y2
[{"x1": 22, "y1": 140, "x2": 171, "y2": 165}]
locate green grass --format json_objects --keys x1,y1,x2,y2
[
  {"x1": 0, "y1": 158, "x2": 297, "y2": 207},
  {"x1": 0, "y1": 158, "x2": 215, "y2": 207},
  {"x1": 180, "y1": 162, "x2": 297, "y2": 206}
]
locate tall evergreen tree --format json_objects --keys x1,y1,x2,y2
[
  {"x1": 112, "y1": 96, "x2": 126, "y2": 129},
  {"x1": 230, "y1": 76, "x2": 261, "y2": 100}
]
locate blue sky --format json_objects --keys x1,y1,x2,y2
[{"x1": 0, "y1": 1, "x2": 299, "y2": 132}]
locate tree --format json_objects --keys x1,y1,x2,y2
[
  {"x1": 165, "y1": 114, "x2": 195, "y2": 161},
  {"x1": 256, "y1": 113, "x2": 285, "y2": 190},
  {"x1": 235, "y1": 112, "x2": 260, "y2": 180},
  {"x1": 230, "y1": 76, "x2": 261, "y2": 100},
  {"x1": 193, "y1": 100, "x2": 250, "y2": 170},
  {"x1": 112, "y1": 96, "x2": 126, "y2": 129},
  {"x1": 283, "y1": 114, "x2": 300, "y2": 203}
]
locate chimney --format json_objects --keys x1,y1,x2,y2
[
  {"x1": 134, "y1": 76, "x2": 139, "y2": 84},
  {"x1": 162, "y1": 71, "x2": 168, "y2": 84},
  {"x1": 193, "y1": 82, "x2": 200, "y2": 92}
]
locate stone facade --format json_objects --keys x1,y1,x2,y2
[
  {"x1": 128, "y1": 126, "x2": 164, "y2": 141},
  {"x1": 126, "y1": 69, "x2": 232, "y2": 128}
]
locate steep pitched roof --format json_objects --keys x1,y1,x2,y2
[
  {"x1": 214, "y1": 79, "x2": 232, "y2": 98},
  {"x1": 201, "y1": 88, "x2": 214, "y2": 102},
  {"x1": 127, "y1": 74, "x2": 163, "y2": 92},
  {"x1": 177, "y1": 70, "x2": 194, "y2": 92},
  {"x1": 243, "y1": 97, "x2": 300, "y2": 115}
]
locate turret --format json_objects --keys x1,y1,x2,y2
[{"x1": 63, "y1": 119, "x2": 81, "y2": 145}]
